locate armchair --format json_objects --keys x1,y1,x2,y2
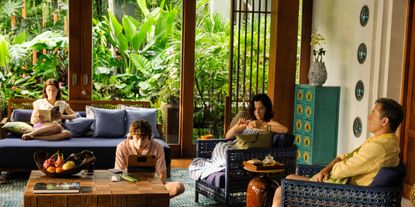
[
  {"x1": 195, "y1": 137, "x2": 297, "y2": 206},
  {"x1": 280, "y1": 163, "x2": 406, "y2": 207}
]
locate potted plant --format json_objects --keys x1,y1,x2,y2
[{"x1": 308, "y1": 32, "x2": 327, "y2": 86}]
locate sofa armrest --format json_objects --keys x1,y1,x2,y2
[
  {"x1": 0, "y1": 117, "x2": 8, "y2": 139},
  {"x1": 280, "y1": 178, "x2": 402, "y2": 207},
  {"x1": 196, "y1": 138, "x2": 229, "y2": 158}
]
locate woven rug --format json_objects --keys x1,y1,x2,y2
[{"x1": 0, "y1": 169, "x2": 226, "y2": 207}]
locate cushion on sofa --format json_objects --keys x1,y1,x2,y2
[
  {"x1": 85, "y1": 105, "x2": 95, "y2": 119},
  {"x1": 1, "y1": 121, "x2": 34, "y2": 134},
  {"x1": 10, "y1": 109, "x2": 33, "y2": 122},
  {"x1": 64, "y1": 118, "x2": 95, "y2": 137},
  {"x1": 92, "y1": 108, "x2": 126, "y2": 138},
  {"x1": 121, "y1": 106, "x2": 160, "y2": 138},
  {"x1": 369, "y1": 162, "x2": 406, "y2": 187}
]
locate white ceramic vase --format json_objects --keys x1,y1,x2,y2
[{"x1": 308, "y1": 61, "x2": 327, "y2": 86}]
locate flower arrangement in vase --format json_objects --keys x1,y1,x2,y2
[{"x1": 308, "y1": 32, "x2": 327, "y2": 86}]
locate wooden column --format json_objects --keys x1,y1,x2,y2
[
  {"x1": 268, "y1": 0, "x2": 299, "y2": 132},
  {"x1": 300, "y1": 0, "x2": 313, "y2": 84},
  {"x1": 180, "y1": 0, "x2": 196, "y2": 157},
  {"x1": 68, "y1": 0, "x2": 92, "y2": 100}
]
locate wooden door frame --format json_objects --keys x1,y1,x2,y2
[
  {"x1": 68, "y1": 0, "x2": 92, "y2": 100},
  {"x1": 400, "y1": 0, "x2": 415, "y2": 198}
]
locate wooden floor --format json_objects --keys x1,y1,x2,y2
[{"x1": 171, "y1": 158, "x2": 192, "y2": 168}]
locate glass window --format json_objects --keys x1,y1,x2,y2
[{"x1": 0, "y1": 0, "x2": 69, "y2": 115}]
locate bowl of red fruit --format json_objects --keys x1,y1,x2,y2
[{"x1": 34, "y1": 150, "x2": 96, "y2": 178}]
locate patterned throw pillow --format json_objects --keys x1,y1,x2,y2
[
  {"x1": 235, "y1": 128, "x2": 272, "y2": 149},
  {"x1": 1, "y1": 122, "x2": 34, "y2": 134}
]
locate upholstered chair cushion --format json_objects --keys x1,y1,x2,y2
[
  {"x1": 272, "y1": 133, "x2": 294, "y2": 148},
  {"x1": 369, "y1": 162, "x2": 406, "y2": 187}
]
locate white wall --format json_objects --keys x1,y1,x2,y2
[{"x1": 312, "y1": 0, "x2": 407, "y2": 154}]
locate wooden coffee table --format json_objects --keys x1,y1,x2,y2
[{"x1": 23, "y1": 170, "x2": 169, "y2": 207}]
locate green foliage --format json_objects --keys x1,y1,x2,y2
[
  {"x1": 311, "y1": 32, "x2": 326, "y2": 62},
  {"x1": 0, "y1": 0, "x2": 269, "y2": 139}
]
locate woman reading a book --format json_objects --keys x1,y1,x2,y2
[
  {"x1": 114, "y1": 120, "x2": 185, "y2": 198},
  {"x1": 22, "y1": 78, "x2": 77, "y2": 141},
  {"x1": 188, "y1": 93, "x2": 288, "y2": 181}
]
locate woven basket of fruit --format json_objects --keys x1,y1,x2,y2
[{"x1": 34, "y1": 150, "x2": 96, "y2": 178}]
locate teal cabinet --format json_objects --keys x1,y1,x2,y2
[{"x1": 293, "y1": 85, "x2": 340, "y2": 165}]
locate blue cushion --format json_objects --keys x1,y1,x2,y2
[
  {"x1": 10, "y1": 109, "x2": 33, "y2": 122},
  {"x1": 369, "y1": 163, "x2": 406, "y2": 187},
  {"x1": 92, "y1": 108, "x2": 126, "y2": 138},
  {"x1": 76, "y1": 111, "x2": 87, "y2": 117},
  {"x1": 124, "y1": 108, "x2": 160, "y2": 138},
  {"x1": 64, "y1": 118, "x2": 95, "y2": 137},
  {"x1": 272, "y1": 133, "x2": 294, "y2": 148}
]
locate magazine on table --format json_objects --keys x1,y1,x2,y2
[
  {"x1": 33, "y1": 182, "x2": 80, "y2": 194},
  {"x1": 37, "y1": 105, "x2": 60, "y2": 122}
]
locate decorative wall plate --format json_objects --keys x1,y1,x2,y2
[
  {"x1": 360, "y1": 5, "x2": 369, "y2": 26},
  {"x1": 353, "y1": 117, "x2": 362, "y2": 137},
  {"x1": 357, "y1": 43, "x2": 367, "y2": 64},
  {"x1": 355, "y1": 80, "x2": 364, "y2": 101}
]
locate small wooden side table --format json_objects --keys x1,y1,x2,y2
[{"x1": 244, "y1": 166, "x2": 284, "y2": 207}]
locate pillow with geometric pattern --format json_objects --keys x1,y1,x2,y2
[{"x1": 1, "y1": 122, "x2": 34, "y2": 134}]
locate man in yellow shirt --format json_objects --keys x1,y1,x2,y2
[{"x1": 272, "y1": 98, "x2": 404, "y2": 207}]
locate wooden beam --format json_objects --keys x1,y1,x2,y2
[
  {"x1": 180, "y1": 0, "x2": 196, "y2": 157},
  {"x1": 268, "y1": 0, "x2": 299, "y2": 132},
  {"x1": 300, "y1": 0, "x2": 313, "y2": 84}
]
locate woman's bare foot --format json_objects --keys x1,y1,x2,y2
[{"x1": 22, "y1": 134, "x2": 34, "y2": 140}]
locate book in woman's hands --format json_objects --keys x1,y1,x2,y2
[
  {"x1": 33, "y1": 182, "x2": 80, "y2": 194},
  {"x1": 38, "y1": 105, "x2": 60, "y2": 122}
]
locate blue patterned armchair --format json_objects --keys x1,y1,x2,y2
[
  {"x1": 280, "y1": 163, "x2": 406, "y2": 207},
  {"x1": 194, "y1": 133, "x2": 297, "y2": 206}
]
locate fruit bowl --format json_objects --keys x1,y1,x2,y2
[{"x1": 34, "y1": 150, "x2": 96, "y2": 178}]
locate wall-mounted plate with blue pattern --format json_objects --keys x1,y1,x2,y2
[
  {"x1": 355, "y1": 80, "x2": 364, "y2": 101},
  {"x1": 353, "y1": 117, "x2": 362, "y2": 138},
  {"x1": 357, "y1": 43, "x2": 367, "y2": 64},
  {"x1": 360, "y1": 5, "x2": 369, "y2": 26}
]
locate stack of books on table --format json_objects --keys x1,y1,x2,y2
[{"x1": 33, "y1": 182, "x2": 80, "y2": 194}]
